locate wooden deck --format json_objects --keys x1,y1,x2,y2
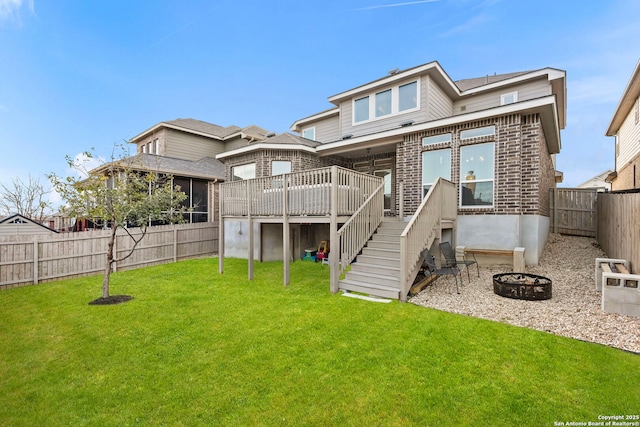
[{"x1": 218, "y1": 166, "x2": 457, "y2": 301}]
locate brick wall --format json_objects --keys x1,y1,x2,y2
[
  {"x1": 612, "y1": 153, "x2": 640, "y2": 190},
  {"x1": 398, "y1": 113, "x2": 553, "y2": 217}
]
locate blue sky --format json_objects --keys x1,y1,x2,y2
[{"x1": 1, "y1": 0, "x2": 639, "y2": 196}]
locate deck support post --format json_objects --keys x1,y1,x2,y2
[
  {"x1": 248, "y1": 180, "x2": 254, "y2": 280},
  {"x1": 283, "y1": 175, "x2": 290, "y2": 286},
  {"x1": 218, "y1": 214, "x2": 224, "y2": 274},
  {"x1": 330, "y1": 166, "x2": 339, "y2": 293}
]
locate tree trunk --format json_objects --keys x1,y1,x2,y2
[{"x1": 102, "y1": 225, "x2": 117, "y2": 298}]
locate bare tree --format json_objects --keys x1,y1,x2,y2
[
  {"x1": 0, "y1": 175, "x2": 53, "y2": 222},
  {"x1": 48, "y1": 147, "x2": 189, "y2": 303}
]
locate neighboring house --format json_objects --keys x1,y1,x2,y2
[
  {"x1": 0, "y1": 213, "x2": 59, "y2": 237},
  {"x1": 219, "y1": 61, "x2": 566, "y2": 267},
  {"x1": 577, "y1": 170, "x2": 613, "y2": 191},
  {"x1": 119, "y1": 118, "x2": 271, "y2": 224},
  {"x1": 606, "y1": 59, "x2": 640, "y2": 190}
]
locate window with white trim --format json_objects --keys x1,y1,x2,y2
[
  {"x1": 231, "y1": 163, "x2": 256, "y2": 181},
  {"x1": 271, "y1": 160, "x2": 291, "y2": 176},
  {"x1": 422, "y1": 148, "x2": 451, "y2": 197},
  {"x1": 460, "y1": 125, "x2": 495, "y2": 140},
  {"x1": 422, "y1": 133, "x2": 452, "y2": 146},
  {"x1": 399, "y1": 81, "x2": 418, "y2": 111},
  {"x1": 501, "y1": 91, "x2": 518, "y2": 105},
  {"x1": 302, "y1": 127, "x2": 316, "y2": 140},
  {"x1": 353, "y1": 79, "x2": 419, "y2": 124},
  {"x1": 460, "y1": 142, "x2": 494, "y2": 207},
  {"x1": 354, "y1": 96, "x2": 370, "y2": 122}
]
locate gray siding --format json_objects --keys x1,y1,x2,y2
[
  {"x1": 0, "y1": 222, "x2": 55, "y2": 237},
  {"x1": 426, "y1": 75, "x2": 453, "y2": 120},
  {"x1": 224, "y1": 136, "x2": 253, "y2": 152},
  {"x1": 164, "y1": 129, "x2": 226, "y2": 161},
  {"x1": 310, "y1": 115, "x2": 341, "y2": 143},
  {"x1": 617, "y1": 103, "x2": 640, "y2": 167},
  {"x1": 339, "y1": 77, "x2": 429, "y2": 138},
  {"x1": 453, "y1": 78, "x2": 551, "y2": 115}
]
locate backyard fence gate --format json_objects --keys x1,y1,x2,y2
[{"x1": 549, "y1": 188, "x2": 599, "y2": 237}]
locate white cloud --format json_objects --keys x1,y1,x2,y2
[
  {"x1": 0, "y1": 0, "x2": 34, "y2": 23},
  {"x1": 355, "y1": 0, "x2": 440, "y2": 11}
]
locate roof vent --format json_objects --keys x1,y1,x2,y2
[
  {"x1": 342, "y1": 134, "x2": 353, "y2": 140},
  {"x1": 265, "y1": 132, "x2": 276, "y2": 138},
  {"x1": 400, "y1": 120, "x2": 414, "y2": 127},
  {"x1": 388, "y1": 68, "x2": 400, "y2": 75}
]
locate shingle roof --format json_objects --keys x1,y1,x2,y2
[
  {"x1": 264, "y1": 132, "x2": 322, "y2": 148},
  {"x1": 130, "y1": 153, "x2": 225, "y2": 180},
  {"x1": 163, "y1": 118, "x2": 241, "y2": 138},
  {"x1": 454, "y1": 71, "x2": 534, "y2": 91}
]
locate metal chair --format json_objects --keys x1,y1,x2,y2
[
  {"x1": 439, "y1": 241, "x2": 478, "y2": 282},
  {"x1": 420, "y1": 249, "x2": 461, "y2": 294}
]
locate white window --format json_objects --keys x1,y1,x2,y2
[
  {"x1": 399, "y1": 81, "x2": 418, "y2": 111},
  {"x1": 422, "y1": 148, "x2": 451, "y2": 197},
  {"x1": 153, "y1": 138, "x2": 159, "y2": 155},
  {"x1": 422, "y1": 133, "x2": 452, "y2": 146},
  {"x1": 501, "y1": 91, "x2": 518, "y2": 105},
  {"x1": 460, "y1": 142, "x2": 494, "y2": 207},
  {"x1": 375, "y1": 89, "x2": 392, "y2": 117},
  {"x1": 460, "y1": 125, "x2": 495, "y2": 140},
  {"x1": 231, "y1": 163, "x2": 256, "y2": 181},
  {"x1": 354, "y1": 96, "x2": 370, "y2": 123},
  {"x1": 141, "y1": 144, "x2": 147, "y2": 154},
  {"x1": 271, "y1": 161, "x2": 291, "y2": 176},
  {"x1": 353, "y1": 79, "x2": 420, "y2": 124},
  {"x1": 302, "y1": 127, "x2": 316, "y2": 141}
]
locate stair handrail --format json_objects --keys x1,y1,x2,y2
[
  {"x1": 399, "y1": 178, "x2": 456, "y2": 301},
  {"x1": 335, "y1": 180, "x2": 385, "y2": 284}
]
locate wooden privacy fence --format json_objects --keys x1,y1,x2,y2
[
  {"x1": 549, "y1": 188, "x2": 599, "y2": 237},
  {"x1": 597, "y1": 190, "x2": 640, "y2": 273},
  {"x1": 0, "y1": 222, "x2": 218, "y2": 289}
]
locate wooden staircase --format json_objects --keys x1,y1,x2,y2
[{"x1": 338, "y1": 218, "x2": 407, "y2": 300}]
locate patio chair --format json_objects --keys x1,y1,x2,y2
[
  {"x1": 439, "y1": 241, "x2": 479, "y2": 282},
  {"x1": 420, "y1": 249, "x2": 461, "y2": 294}
]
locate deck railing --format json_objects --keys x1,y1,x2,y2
[
  {"x1": 399, "y1": 178, "x2": 457, "y2": 301},
  {"x1": 335, "y1": 180, "x2": 385, "y2": 286},
  {"x1": 220, "y1": 166, "x2": 383, "y2": 218}
]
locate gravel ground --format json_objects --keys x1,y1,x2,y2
[{"x1": 409, "y1": 233, "x2": 640, "y2": 354}]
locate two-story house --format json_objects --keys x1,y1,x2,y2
[
  {"x1": 216, "y1": 61, "x2": 566, "y2": 300},
  {"x1": 127, "y1": 118, "x2": 272, "y2": 223},
  {"x1": 606, "y1": 59, "x2": 640, "y2": 190}
]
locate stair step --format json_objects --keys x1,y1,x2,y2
[
  {"x1": 338, "y1": 279, "x2": 400, "y2": 300},
  {"x1": 371, "y1": 233, "x2": 402, "y2": 243},
  {"x1": 343, "y1": 270, "x2": 400, "y2": 287},
  {"x1": 356, "y1": 254, "x2": 400, "y2": 267},
  {"x1": 366, "y1": 240, "x2": 400, "y2": 250},
  {"x1": 362, "y1": 247, "x2": 400, "y2": 259},
  {"x1": 377, "y1": 223, "x2": 407, "y2": 233},
  {"x1": 350, "y1": 262, "x2": 400, "y2": 277}
]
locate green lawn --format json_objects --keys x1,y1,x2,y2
[{"x1": 1, "y1": 258, "x2": 638, "y2": 426}]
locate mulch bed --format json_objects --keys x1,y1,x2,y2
[{"x1": 88, "y1": 295, "x2": 133, "y2": 305}]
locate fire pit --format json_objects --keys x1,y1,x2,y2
[{"x1": 493, "y1": 273, "x2": 552, "y2": 300}]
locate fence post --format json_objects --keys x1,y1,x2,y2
[
  {"x1": 173, "y1": 226, "x2": 178, "y2": 263},
  {"x1": 33, "y1": 238, "x2": 39, "y2": 285}
]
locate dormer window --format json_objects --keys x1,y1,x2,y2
[
  {"x1": 353, "y1": 79, "x2": 419, "y2": 124},
  {"x1": 500, "y1": 91, "x2": 518, "y2": 105}
]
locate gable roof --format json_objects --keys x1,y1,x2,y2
[
  {"x1": 606, "y1": 59, "x2": 640, "y2": 136},
  {"x1": 216, "y1": 133, "x2": 320, "y2": 160},
  {"x1": 293, "y1": 62, "x2": 566, "y2": 131},
  {"x1": 454, "y1": 71, "x2": 533, "y2": 91},
  {"x1": 129, "y1": 118, "x2": 272, "y2": 144},
  {"x1": 0, "y1": 213, "x2": 59, "y2": 233},
  {"x1": 129, "y1": 153, "x2": 226, "y2": 180}
]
